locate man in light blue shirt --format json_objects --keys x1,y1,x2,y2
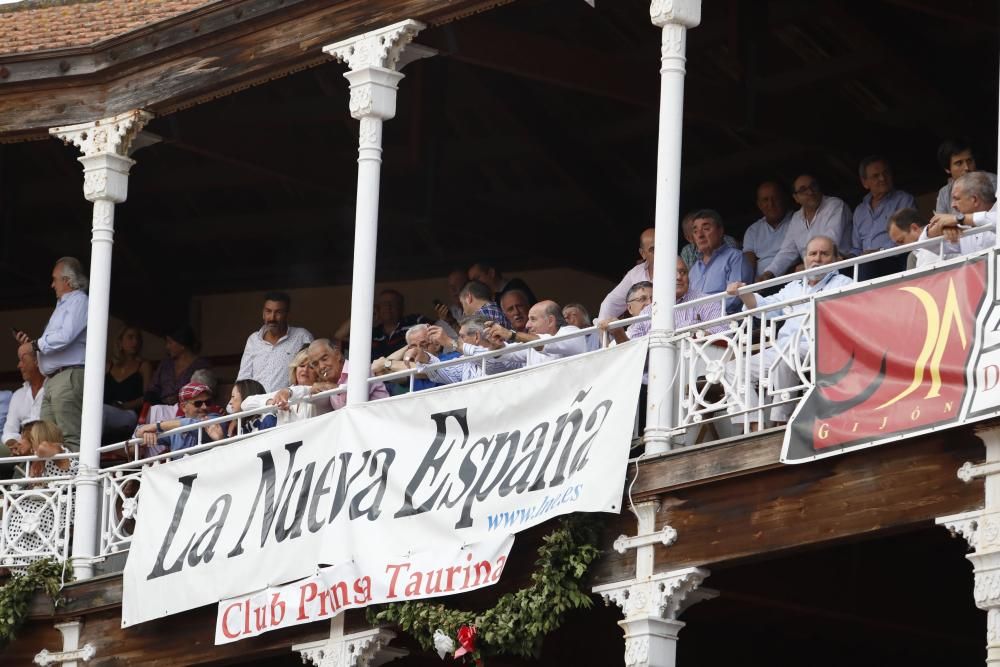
[
  {"x1": 851, "y1": 156, "x2": 915, "y2": 280},
  {"x1": 17, "y1": 257, "x2": 88, "y2": 451},
  {"x1": 688, "y1": 209, "x2": 753, "y2": 313},
  {"x1": 743, "y1": 181, "x2": 791, "y2": 280},
  {"x1": 724, "y1": 235, "x2": 854, "y2": 428}
]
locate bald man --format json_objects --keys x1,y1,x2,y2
[
  {"x1": 598, "y1": 228, "x2": 655, "y2": 323},
  {"x1": 483, "y1": 300, "x2": 589, "y2": 372}
]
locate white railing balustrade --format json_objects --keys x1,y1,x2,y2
[{"x1": 0, "y1": 224, "x2": 992, "y2": 572}]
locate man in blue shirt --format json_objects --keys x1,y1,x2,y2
[
  {"x1": 16, "y1": 257, "x2": 88, "y2": 451},
  {"x1": 688, "y1": 209, "x2": 754, "y2": 313},
  {"x1": 851, "y1": 156, "x2": 915, "y2": 280}
]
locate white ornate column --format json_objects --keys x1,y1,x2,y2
[
  {"x1": 323, "y1": 20, "x2": 425, "y2": 406},
  {"x1": 292, "y1": 614, "x2": 404, "y2": 667},
  {"x1": 593, "y1": 500, "x2": 716, "y2": 667},
  {"x1": 33, "y1": 620, "x2": 96, "y2": 667},
  {"x1": 938, "y1": 426, "x2": 1000, "y2": 664},
  {"x1": 50, "y1": 109, "x2": 152, "y2": 580},
  {"x1": 643, "y1": 0, "x2": 702, "y2": 455}
]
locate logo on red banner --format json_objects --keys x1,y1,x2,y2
[{"x1": 782, "y1": 260, "x2": 988, "y2": 463}]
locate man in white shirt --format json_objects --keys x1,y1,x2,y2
[
  {"x1": 482, "y1": 301, "x2": 589, "y2": 372},
  {"x1": 237, "y1": 291, "x2": 313, "y2": 393},
  {"x1": 724, "y1": 235, "x2": 854, "y2": 429},
  {"x1": 744, "y1": 181, "x2": 791, "y2": 280},
  {"x1": 759, "y1": 175, "x2": 853, "y2": 280},
  {"x1": 598, "y1": 228, "x2": 654, "y2": 322},
  {"x1": 1, "y1": 348, "x2": 45, "y2": 477},
  {"x1": 925, "y1": 172, "x2": 997, "y2": 257}
]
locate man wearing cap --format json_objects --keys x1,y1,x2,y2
[
  {"x1": 15, "y1": 257, "x2": 88, "y2": 451},
  {"x1": 134, "y1": 382, "x2": 224, "y2": 454}
]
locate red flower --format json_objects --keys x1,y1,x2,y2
[{"x1": 454, "y1": 625, "x2": 478, "y2": 659}]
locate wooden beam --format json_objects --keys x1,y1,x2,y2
[{"x1": 0, "y1": 0, "x2": 514, "y2": 138}]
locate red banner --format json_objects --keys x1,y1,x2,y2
[{"x1": 782, "y1": 260, "x2": 988, "y2": 463}]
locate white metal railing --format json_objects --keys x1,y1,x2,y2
[{"x1": 1, "y1": 224, "x2": 993, "y2": 571}]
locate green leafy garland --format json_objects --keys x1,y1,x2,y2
[
  {"x1": 0, "y1": 558, "x2": 72, "y2": 646},
  {"x1": 367, "y1": 515, "x2": 600, "y2": 661}
]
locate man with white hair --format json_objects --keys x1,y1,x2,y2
[
  {"x1": 15, "y1": 257, "x2": 88, "y2": 451},
  {"x1": 412, "y1": 317, "x2": 492, "y2": 385},
  {"x1": 371, "y1": 323, "x2": 459, "y2": 392},
  {"x1": 272, "y1": 338, "x2": 388, "y2": 414},
  {"x1": 925, "y1": 171, "x2": 997, "y2": 256},
  {"x1": 482, "y1": 300, "x2": 588, "y2": 372},
  {"x1": 723, "y1": 235, "x2": 853, "y2": 428}
]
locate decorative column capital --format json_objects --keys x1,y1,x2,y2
[
  {"x1": 50, "y1": 109, "x2": 153, "y2": 158},
  {"x1": 594, "y1": 566, "x2": 716, "y2": 622},
  {"x1": 323, "y1": 19, "x2": 426, "y2": 72},
  {"x1": 650, "y1": 0, "x2": 701, "y2": 29},
  {"x1": 50, "y1": 110, "x2": 152, "y2": 203},
  {"x1": 293, "y1": 625, "x2": 398, "y2": 667}
]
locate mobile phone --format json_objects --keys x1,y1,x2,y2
[
  {"x1": 10, "y1": 327, "x2": 20, "y2": 339},
  {"x1": 432, "y1": 299, "x2": 444, "y2": 308}
]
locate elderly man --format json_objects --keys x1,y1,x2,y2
[
  {"x1": 935, "y1": 139, "x2": 998, "y2": 213},
  {"x1": 850, "y1": 156, "x2": 916, "y2": 279},
  {"x1": 15, "y1": 257, "x2": 88, "y2": 451},
  {"x1": 458, "y1": 280, "x2": 512, "y2": 329},
  {"x1": 688, "y1": 209, "x2": 753, "y2": 313},
  {"x1": 563, "y1": 302, "x2": 599, "y2": 351},
  {"x1": 371, "y1": 323, "x2": 459, "y2": 392},
  {"x1": 681, "y1": 214, "x2": 741, "y2": 269},
  {"x1": 724, "y1": 235, "x2": 853, "y2": 428},
  {"x1": 468, "y1": 261, "x2": 536, "y2": 305},
  {"x1": 744, "y1": 181, "x2": 791, "y2": 280},
  {"x1": 925, "y1": 172, "x2": 997, "y2": 257},
  {"x1": 615, "y1": 260, "x2": 728, "y2": 343},
  {"x1": 273, "y1": 339, "x2": 388, "y2": 414},
  {"x1": 237, "y1": 291, "x2": 313, "y2": 393},
  {"x1": 413, "y1": 318, "x2": 492, "y2": 385},
  {"x1": 887, "y1": 208, "x2": 935, "y2": 270},
  {"x1": 482, "y1": 300, "x2": 588, "y2": 372},
  {"x1": 134, "y1": 382, "x2": 224, "y2": 454},
  {"x1": 760, "y1": 175, "x2": 852, "y2": 281},
  {"x1": 500, "y1": 289, "x2": 532, "y2": 333}
]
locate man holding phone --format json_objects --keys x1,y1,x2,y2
[{"x1": 15, "y1": 257, "x2": 88, "y2": 451}]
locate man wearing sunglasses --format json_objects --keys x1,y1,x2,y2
[{"x1": 134, "y1": 382, "x2": 224, "y2": 455}]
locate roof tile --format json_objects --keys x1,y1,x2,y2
[{"x1": 0, "y1": 0, "x2": 214, "y2": 57}]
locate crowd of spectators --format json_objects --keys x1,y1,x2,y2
[
  {"x1": 0, "y1": 140, "x2": 998, "y2": 507},
  {"x1": 0, "y1": 138, "x2": 998, "y2": 578}
]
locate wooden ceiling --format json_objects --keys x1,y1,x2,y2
[{"x1": 0, "y1": 0, "x2": 996, "y2": 335}]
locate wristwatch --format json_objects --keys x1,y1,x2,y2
[
  {"x1": 956, "y1": 213, "x2": 965, "y2": 224},
  {"x1": 507, "y1": 329, "x2": 518, "y2": 343},
  {"x1": 383, "y1": 359, "x2": 393, "y2": 370}
]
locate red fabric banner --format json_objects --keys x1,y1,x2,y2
[{"x1": 783, "y1": 260, "x2": 988, "y2": 463}]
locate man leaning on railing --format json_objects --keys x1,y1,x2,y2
[
  {"x1": 480, "y1": 300, "x2": 588, "y2": 373},
  {"x1": 925, "y1": 171, "x2": 997, "y2": 256},
  {"x1": 723, "y1": 235, "x2": 853, "y2": 431}
]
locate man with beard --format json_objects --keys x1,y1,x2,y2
[
  {"x1": 724, "y1": 235, "x2": 853, "y2": 429},
  {"x1": 237, "y1": 291, "x2": 313, "y2": 392}
]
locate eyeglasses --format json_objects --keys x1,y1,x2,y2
[
  {"x1": 188, "y1": 400, "x2": 210, "y2": 408},
  {"x1": 627, "y1": 295, "x2": 652, "y2": 304},
  {"x1": 793, "y1": 183, "x2": 819, "y2": 195}
]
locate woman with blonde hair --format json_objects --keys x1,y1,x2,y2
[
  {"x1": 240, "y1": 347, "x2": 317, "y2": 426},
  {"x1": 7, "y1": 420, "x2": 77, "y2": 573}
]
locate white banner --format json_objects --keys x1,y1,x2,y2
[
  {"x1": 122, "y1": 340, "x2": 647, "y2": 627},
  {"x1": 215, "y1": 535, "x2": 514, "y2": 644}
]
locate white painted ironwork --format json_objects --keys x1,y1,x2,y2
[{"x1": 1, "y1": 477, "x2": 75, "y2": 570}]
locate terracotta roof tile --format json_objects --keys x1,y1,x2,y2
[{"x1": 0, "y1": 0, "x2": 215, "y2": 57}]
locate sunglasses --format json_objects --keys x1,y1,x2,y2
[{"x1": 188, "y1": 400, "x2": 210, "y2": 408}]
